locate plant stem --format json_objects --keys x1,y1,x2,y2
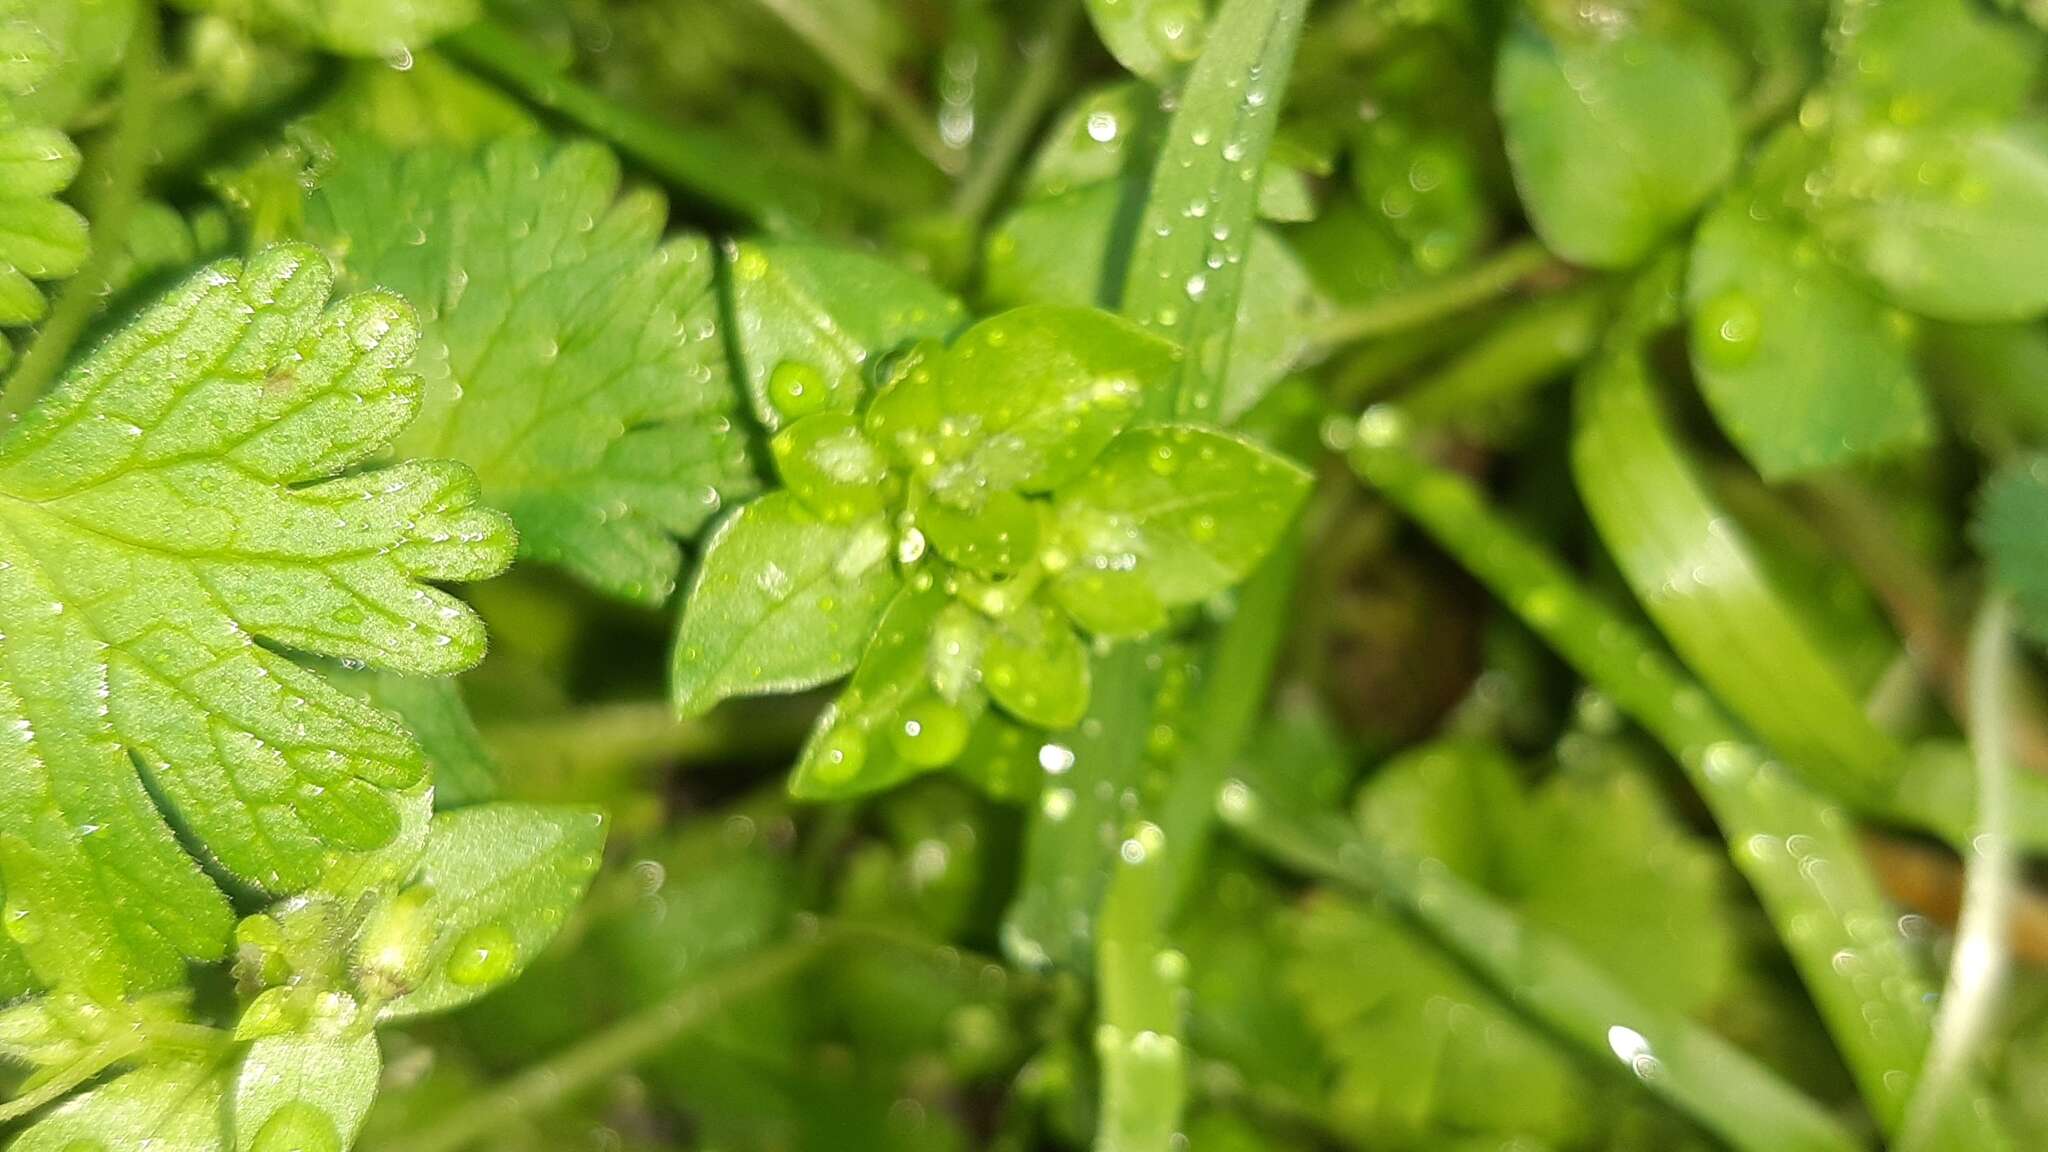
[
  {"x1": 743, "y1": 0, "x2": 962, "y2": 175},
  {"x1": 1222, "y1": 794, "x2": 1865, "y2": 1152},
  {"x1": 440, "y1": 21, "x2": 883, "y2": 228},
  {"x1": 1900, "y1": 594, "x2": 2021, "y2": 1152},
  {"x1": 1342, "y1": 411, "x2": 2010, "y2": 1143},
  {"x1": 1301, "y1": 239, "x2": 1560, "y2": 360},
  {"x1": 392, "y1": 935, "x2": 824, "y2": 1152},
  {"x1": 1, "y1": 4, "x2": 159, "y2": 422},
  {"x1": 1400, "y1": 283, "x2": 1609, "y2": 425},
  {"x1": 1094, "y1": 820, "x2": 1185, "y2": 1152},
  {"x1": 949, "y1": 0, "x2": 1082, "y2": 227}
]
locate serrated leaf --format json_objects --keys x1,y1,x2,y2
[
  {"x1": 1289, "y1": 894, "x2": 1588, "y2": 1145},
  {"x1": 1976, "y1": 456, "x2": 2048, "y2": 646},
  {"x1": 232, "y1": 1030, "x2": 379, "y2": 1152},
  {"x1": 983, "y1": 602, "x2": 1090, "y2": 729},
  {"x1": 377, "y1": 803, "x2": 606, "y2": 1020},
  {"x1": 305, "y1": 137, "x2": 754, "y2": 604},
  {"x1": 11, "y1": 1061, "x2": 226, "y2": 1152},
  {"x1": 1686, "y1": 190, "x2": 1931, "y2": 477},
  {"x1": 866, "y1": 305, "x2": 1175, "y2": 495},
  {"x1": 1812, "y1": 123, "x2": 2048, "y2": 321},
  {"x1": 0, "y1": 246, "x2": 513, "y2": 996},
  {"x1": 1087, "y1": 0, "x2": 1207, "y2": 84},
  {"x1": 0, "y1": 105, "x2": 86, "y2": 358},
  {"x1": 789, "y1": 578, "x2": 982, "y2": 798},
  {"x1": 0, "y1": 0, "x2": 136, "y2": 124},
  {"x1": 1496, "y1": 14, "x2": 1737, "y2": 268},
  {"x1": 1047, "y1": 426, "x2": 1310, "y2": 637},
  {"x1": 671, "y1": 493, "x2": 901, "y2": 718},
  {"x1": 337, "y1": 672, "x2": 498, "y2": 807},
  {"x1": 727, "y1": 239, "x2": 965, "y2": 431}
]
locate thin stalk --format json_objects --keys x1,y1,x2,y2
[
  {"x1": 1222, "y1": 796, "x2": 1865, "y2": 1152},
  {"x1": 949, "y1": 0, "x2": 1082, "y2": 226},
  {"x1": 440, "y1": 21, "x2": 886, "y2": 228},
  {"x1": 1400, "y1": 283, "x2": 1609, "y2": 425},
  {"x1": 1900, "y1": 595, "x2": 2021, "y2": 1152},
  {"x1": 744, "y1": 0, "x2": 961, "y2": 174},
  {"x1": 1342, "y1": 411, "x2": 2010, "y2": 1143},
  {"x1": 1094, "y1": 821, "x2": 1185, "y2": 1152},
  {"x1": 392, "y1": 935, "x2": 824, "y2": 1152},
  {"x1": 1, "y1": 5, "x2": 160, "y2": 421},
  {"x1": 1300, "y1": 239, "x2": 1559, "y2": 361}
]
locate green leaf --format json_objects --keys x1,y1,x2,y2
[
  {"x1": 867, "y1": 304, "x2": 1175, "y2": 496},
  {"x1": 0, "y1": 0, "x2": 136, "y2": 124},
  {"x1": 232, "y1": 1030, "x2": 379, "y2": 1152},
  {"x1": 1121, "y1": 0, "x2": 1311, "y2": 418},
  {"x1": 984, "y1": 183, "x2": 1324, "y2": 421},
  {"x1": 982, "y1": 602, "x2": 1091, "y2": 729},
  {"x1": 1047, "y1": 426, "x2": 1310, "y2": 637},
  {"x1": 1976, "y1": 456, "x2": 2048, "y2": 646},
  {"x1": 12, "y1": 1061, "x2": 226, "y2": 1152},
  {"x1": 0, "y1": 37, "x2": 87, "y2": 364},
  {"x1": 0, "y1": 246, "x2": 513, "y2": 996},
  {"x1": 1024, "y1": 83, "x2": 1152, "y2": 197},
  {"x1": 1812, "y1": 123, "x2": 2048, "y2": 321},
  {"x1": 334, "y1": 673, "x2": 499, "y2": 808},
  {"x1": 199, "y1": 0, "x2": 478, "y2": 56},
  {"x1": 1087, "y1": 0, "x2": 1207, "y2": 84},
  {"x1": 770, "y1": 411, "x2": 895, "y2": 524},
  {"x1": 1289, "y1": 893, "x2": 1588, "y2": 1145},
  {"x1": 375, "y1": 802, "x2": 606, "y2": 1020},
  {"x1": 788, "y1": 578, "x2": 981, "y2": 798},
  {"x1": 305, "y1": 137, "x2": 755, "y2": 604},
  {"x1": 1686, "y1": 189, "x2": 1931, "y2": 477},
  {"x1": 1827, "y1": 0, "x2": 2041, "y2": 126},
  {"x1": 671, "y1": 493, "x2": 901, "y2": 718},
  {"x1": 912, "y1": 484, "x2": 1042, "y2": 577},
  {"x1": 1496, "y1": 14, "x2": 1738, "y2": 268},
  {"x1": 727, "y1": 239, "x2": 965, "y2": 431}
]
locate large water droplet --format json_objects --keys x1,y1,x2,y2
[{"x1": 446, "y1": 924, "x2": 518, "y2": 988}]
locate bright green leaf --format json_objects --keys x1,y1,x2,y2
[
  {"x1": 1827, "y1": 0, "x2": 2040, "y2": 126},
  {"x1": 1086, "y1": 0, "x2": 1207, "y2": 85},
  {"x1": 1047, "y1": 426, "x2": 1311, "y2": 637},
  {"x1": 232, "y1": 1030, "x2": 379, "y2": 1152},
  {"x1": 305, "y1": 137, "x2": 755, "y2": 604},
  {"x1": 727, "y1": 239, "x2": 965, "y2": 431},
  {"x1": 1496, "y1": 14, "x2": 1738, "y2": 267},
  {"x1": 12, "y1": 1061, "x2": 226, "y2": 1152},
  {"x1": 983, "y1": 602, "x2": 1091, "y2": 729},
  {"x1": 194, "y1": 0, "x2": 478, "y2": 56},
  {"x1": 771, "y1": 411, "x2": 895, "y2": 523},
  {"x1": 867, "y1": 304, "x2": 1176, "y2": 495},
  {"x1": 1687, "y1": 191, "x2": 1931, "y2": 477},
  {"x1": 376, "y1": 802, "x2": 607, "y2": 1020},
  {"x1": 1813, "y1": 123, "x2": 2048, "y2": 321},
  {"x1": 789, "y1": 578, "x2": 982, "y2": 798},
  {"x1": 671, "y1": 493, "x2": 901, "y2": 718},
  {"x1": 0, "y1": 247, "x2": 513, "y2": 996},
  {"x1": 912, "y1": 485, "x2": 1042, "y2": 577}
]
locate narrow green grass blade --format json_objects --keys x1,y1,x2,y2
[
  {"x1": 1223, "y1": 790, "x2": 1864, "y2": 1152},
  {"x1": 1120, "y1": 0, "x2": 1309, "y2": 420},
  {"x1": 1344, "y1": 414, "x2": 2011, "y2": 1146}
]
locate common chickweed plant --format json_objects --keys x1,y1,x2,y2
[{"x1": 2, "y1": 0, "x2": 2048, "y2": 1149}]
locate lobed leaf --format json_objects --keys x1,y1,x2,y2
[
  {"x1": 231, "y1": 1030, "x2": 380, "y2": 1152},
  {"x1": 0, "y1": 246, "x2": 514, "y2": 996},
  {"x1": 306, "y1": 137, "x2": 755, "y2": 604},
  {"x1": 11, "y1": 1061, "x2": 225, "y2": 1152}
]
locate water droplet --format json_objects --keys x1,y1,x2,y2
[
  {"x1": 890, "y1": 697, "x2": 971, "y2": 768},
  {"x1": 250, "y1": 1101, "x2": 342, "y2": 1152},
  {"x1": 446, "y1": 924, "x2": 518, "y2": 987},
  {"x1": 1694, "y1": 290, "x2": 1762, "y2": 369}
]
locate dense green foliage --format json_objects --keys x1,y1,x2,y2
[{"x1": 3, "y1": 0, "x2": 2048, "y2": 1150}]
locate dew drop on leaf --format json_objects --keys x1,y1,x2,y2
[
  {"x1": 445, "y1": 923, "x2": 519, "y2": 988},
  {"x1": 891, "y1": 696, "x2": 971, "y2": 768},
  {"x1": 251, "y1": 1101, "x2": 342, "y2": 1152}
]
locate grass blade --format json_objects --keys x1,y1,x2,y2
[{"x1": 1343, "y1": 411, "x2": 2011, "y2": 1145}]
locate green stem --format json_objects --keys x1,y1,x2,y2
[
  {"x1": 1342, "y1": 412, "x2": 2009, "y2": 1144},
  {"x1": 1222, "y1": 796, "x2": 1865, "y2": 1152},
  {"x1": 391, "y1": 936, "x2": 824, "y2": 1152},
  {"x1": 1400, "y1": 283, "x2": 1609, "y2": 425},
  {"x1": 1, "y1": 4, "x2": 160, "y2": 421},
  {"x1": 1094, "y1": 821, "x2": 1185, "y2": 1152},
  {"x1": 1301, "y1": 239, "x2": 1559, "y2": 360},
  {"x1": 743, "y1": 0, "x2": 961, "y2": 175},
  {"x1": 949, "y1": 0, "x2": 1082, "y2": 226},
  {"x1": 439, "y1": 21, "x2": 882, "y2": 228},
  {"x1": 1900, "y1": 594, "x2": 2021, "y2": 1152}
]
